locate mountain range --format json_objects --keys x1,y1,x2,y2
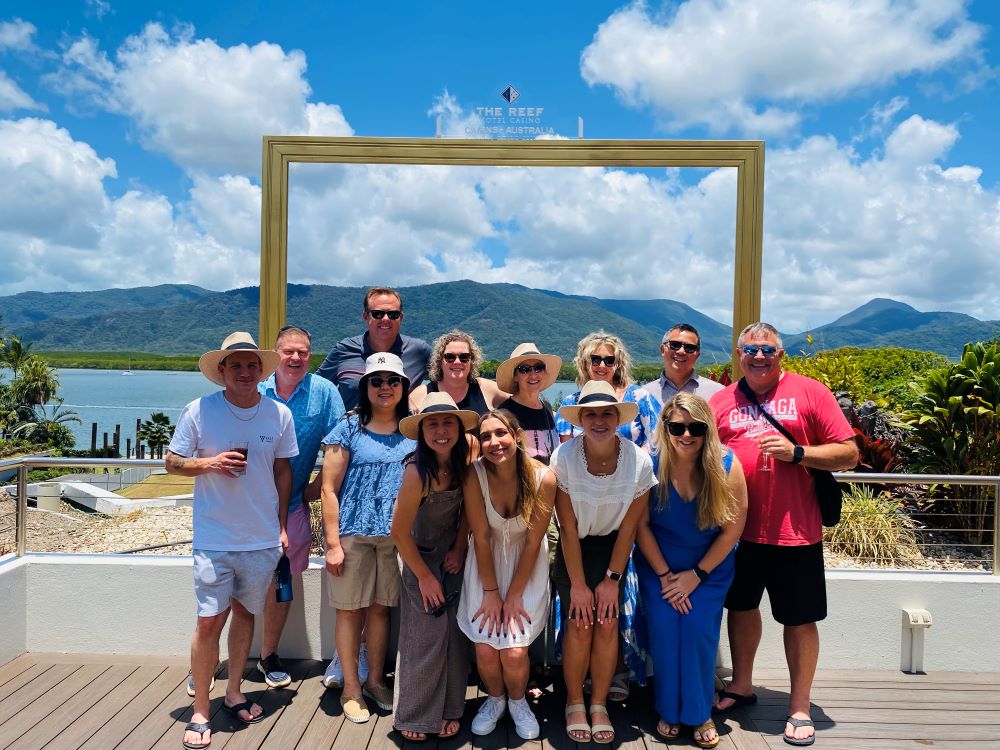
[{"x1": 1, "y1": 283, "x2": 996, "y2": 362}]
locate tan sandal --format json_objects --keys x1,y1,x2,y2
[
  {"x1": 564, "y1": 703, "x2": 591, "y2": 742},
  {"x1": 694, "y1": 718, "x2": 720, "y2": 749},
  {"x1": 590, "y1": 704, "x2": 615, "y2": 744}
]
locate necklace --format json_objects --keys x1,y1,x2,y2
[{"x1": 223, "y1": 395, "x2": 261, "y2": 422}]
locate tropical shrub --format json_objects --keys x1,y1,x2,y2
[
  {"x1": 138, "y1": 412, "x2": 174, "y2": 453},
  {"x1": 824, "y1": 483, "x2": 919, "y2": 566}
]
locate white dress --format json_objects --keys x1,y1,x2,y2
[{"x1": 457, "y1": 461, "x2": 551, "y2": 649}]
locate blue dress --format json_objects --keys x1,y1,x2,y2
[{"x1": 636, "y1": 451, "x2": 736, "y2": 726}]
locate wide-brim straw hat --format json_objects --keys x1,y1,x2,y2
[
  {"x1": 400, "y1": 391, "x2": 480, "y2": 439},
  {"x1": 495, "y1": 342, "x2": 562, "y2": 393},
  {"x1": 360, "y1": 352, "x2": 410, "y2": 391},
  {"x1": 558, "y1": 380, "x2": 639, "y2": 428},
  {"x1": 198, "y1": 331, "x2": 280, "y2": 386}
]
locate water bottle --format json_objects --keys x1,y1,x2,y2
[{"x1": 274, "y1": 554, "x2": 293, "y2": 602}]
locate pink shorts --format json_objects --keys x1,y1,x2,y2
[{"x1": 285, "y1": 503, "x2": 313, "y2": 575}]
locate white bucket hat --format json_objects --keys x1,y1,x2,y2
[
  {"x1": 198, "y1": 332, "x2": 279, "y2": 386},
  {"x1": 360, "y1": 352, "x2": 410, "y2": 390},
  {"x1": 495, "y1": 342, "x2": 562, "y2": 393},
  {"x1": 400, "y1": 391, "x2": 480, "y2": 439},
  {"x1": 557, "y1": 380, "x2": 638, "y2": 427}
]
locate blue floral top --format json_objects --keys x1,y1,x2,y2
[
  {"x1": 322, "y1": 414, "x2": 416, "y2": 537},
  {"x1": 554, "y1": 383, "x2": 657, "y2": 447}
]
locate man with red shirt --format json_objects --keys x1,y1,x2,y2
[{"x1": 709, "y1": 323, "x2": 857, "y2": 747}]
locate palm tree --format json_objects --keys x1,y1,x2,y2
[
  {"x1": 11, "y1": 356, "x2": 60, "y2": 405},
  {"x1": 1, "y1": 337, "x2": 34, "y2": 381},
  {"x1": 12, "y1": 397, "x2": 81, "y2": 449},
  {"x1": 138, "y1": 412, "x2": 174, "y2": 454}
]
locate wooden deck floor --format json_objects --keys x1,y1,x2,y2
[{"x1": 0, "y1": 653, "x2": 997, "y2": 749}]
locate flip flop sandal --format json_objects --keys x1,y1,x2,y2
[
  {"x1": 182, "y1": 721, "x2": 211, "y2": 749},
  {"x1": 395, "y1": 728, "x2": 429, "y2": 743},
  {"x1": 564, "y1": 703, "x2": 591, "y2": 743},
  {"x1": 784, "y1": 716, "x2": 816, "y2": 746},
  {"x1": 656, "y1": 720, "x2": 681, "y2": 741},
  {"x1": 608, "y1": 672, "x2": 630, "y2": 702},
  {"x1": 714, "y1": 688, "x2": 758, "y2": 713},
  {"x1": 694, "y1": 719, "x2": 721, "y2": 749},
  {"x1": 589, "y1": 704, "x2": 615, "y2": 745},
  {"x1": 438, "y1": 719, "x2": 461, "y2": 739},
  {"x1": 221, "y1": 700, "x2": 265, "y2": 725}
]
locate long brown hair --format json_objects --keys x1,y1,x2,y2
[
  {"x1": 653, "y1": 393, "x2": 737, "y2": 530},
  {"x1": 478, "y1": 409, "x2": 543, "y2": 528}
]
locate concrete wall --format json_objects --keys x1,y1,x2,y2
[
  {"x1": 0, "y1": 555, "x2": 26, "y2": 665},
  {"x1": 6, "y1": 554, "x2": 1000, "y2": 673},
  {"x1": 718, "y1": 569, "x2": 1000, "y2": 673}
]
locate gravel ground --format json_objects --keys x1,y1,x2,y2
[{"x1": 1, "y1": 492, "x2": 990, "y2": 571}]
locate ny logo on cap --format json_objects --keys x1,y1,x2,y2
[{"x1": 377, "y1": 356, "x2": 386, "y2": 364}]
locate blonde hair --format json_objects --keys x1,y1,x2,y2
[
  {"x1": 653, "y1": 393, "x2": 737, "y2": 530},
  {"x1": 478, "y1": 409, "x2": 543, "y2": 528},
  {"x1": 428, "y1": 330, "x2": 483, "y2": 383},
  {"x1": 574, "y1": 332, "x2": 634, "y2": 389}
]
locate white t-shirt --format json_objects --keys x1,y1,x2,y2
[
  {"x1": 168, "y1": 391, "x2": 299, "y2": 551},
  {"x1": 549, "y1": 435, "x2": 656, "y2": 538}
]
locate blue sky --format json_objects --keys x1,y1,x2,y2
[{"x1": 0, "y1": 0, "x2": 997, "y2": 331}]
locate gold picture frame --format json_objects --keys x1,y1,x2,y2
[{"x1": 259, "y1": 136, "x2": 764, "y2": 366}]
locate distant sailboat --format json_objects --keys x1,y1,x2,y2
[{"x1": 122, "y1": 357, "x2": 134, "y2": 376}]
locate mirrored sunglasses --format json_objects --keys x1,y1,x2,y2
[
  {"x1": 442, "y1": 352, "x2": 471, "y2": 363},
  {"x1": 741, "y1": 344, "x2": 778, "y2": 357},
  {"x1": 368, "y1": 375, "x2": 404, "y2": 388},
  {"x1": 368, "y1": 309, "x2": 402, "y2": 320},
  {"x1": 666, "y1": 340, "x2": 699, "y2": 354},
  {"x1": 665, "y1": 420, "x2": 709, "y2": 437},
  {"x1": 589, "y1": 355, "x2": 616, "y2": 367},
  {"x1": 514, "y1": 362, "x2": 546, "y2": 375}
]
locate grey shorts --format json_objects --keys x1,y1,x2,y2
[{"x1": 193, "y1": 547, "x2": 281, "y2": 617}]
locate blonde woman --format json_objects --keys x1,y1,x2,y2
[{"x1": 635, "y1": 393, "x2": 747, "y2": 748}]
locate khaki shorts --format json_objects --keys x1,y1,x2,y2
[{"x1": 326, "y1": 534, "x2": 400, "y2": 610}]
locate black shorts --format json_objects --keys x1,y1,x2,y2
[
  {"x1": 724, "y1": 540, "x2": 826, "y2": 626},
  {"x1": 552, "y1": 531, "x2": 625, "y2": 622}
]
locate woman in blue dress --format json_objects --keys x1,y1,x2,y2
[{"x1": 635, "y1": 393, "x2": 747, "y2": 748}]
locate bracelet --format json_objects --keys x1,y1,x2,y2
[
  {"x1": 693, "y1": 565, "x2": 709, "y2": 582},
  {"x1": 656, "y1": 570, "x2": 671, "y2": 578},
  {"x1": 483, "y1": 587, "x2": 499, "y2": 592}
]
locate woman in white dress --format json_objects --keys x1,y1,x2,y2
[{"x1": 457, "y1": 409, "x2": 557, "y2": 740}]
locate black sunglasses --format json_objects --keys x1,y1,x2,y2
[
  {"x1": 429, "y1": 589, "x2": 460, "y2": 617},
  {"x1": 742, "y1": 344, "x2": 778, "y2": 357},
  {"x1": 589, "y1": 355, "x2": 616, "y2": 367},
  {"x1": 514, "y1": 362, "x2": 546, "y2": 375},
  {"x1": 666, "y1": 420, "x2": 709, "y2": 437},
  {"x1": 368, "y1": 375, "x2": 404, "y2": 388},
  {"x1": 368, "y1": 309, "x2": 402, "y2": 320},
  {"x1": 666, "y1": 340, "x2": 699, "y2": 354},
  {"x1": 442, "y1": 352, "x2": 471, "y2": 363}
]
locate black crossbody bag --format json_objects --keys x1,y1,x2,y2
[{"x1": 737, "y1": 377, "x2": 843, "y2": 527}]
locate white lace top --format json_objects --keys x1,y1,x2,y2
[{"x1": 549, "y1": 435, "x2": 657, "y2": 537}]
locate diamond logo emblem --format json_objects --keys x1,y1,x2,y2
[{"x1": 501, "y1": 85, "x2": 520, "y2": 104}]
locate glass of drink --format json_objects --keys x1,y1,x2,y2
[
  {"x1": 756, "y1": 434, "x2": 772, "y2": 473},
  {"x1": 229, "y1": 441, "x2": 249, "y2": 477}
]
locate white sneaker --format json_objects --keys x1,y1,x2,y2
[
  {"x1": 471, "y1": 695, "x2": 507, "y2": 736},
  {"x1": 508, "y1": 696, "x2": 540, "y2": 740},
  {"x1": 358, "y1": 642, "x2": 369, "y2": 682},
  {"x1": 323, "y1": 652, "x2": 343, "y2": 689}
]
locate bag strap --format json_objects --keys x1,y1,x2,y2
[{"x1": 737, "y1": 377, "x2": 797, "y2": 445}]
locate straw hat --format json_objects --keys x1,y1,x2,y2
[
  {"x1": 399, "y1": 392, "x2": 480, "y2": 439},
  {"x1": 360, "y1": 352, "x2": 410, "y2": 390},
  {"x1": 198, "y1": 332, "x2": 279, "y2": 386},
  {"x1": 557, "y1": 380, "x2": 638, "y2": 427},
  {"x1": 495, "y1": 342, "x2": 562, "y2": 393}
]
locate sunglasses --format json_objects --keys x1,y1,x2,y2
[
  {"x1": 589, "y1": 355, "x2": 616, "y2": 367},
  {"x1": 368, "y1": 375, "x2": 404, "y2": 388},
  {"x1": 367, "y1": 309, "x2": 402, "y2": 320},
  {"x1": 741, "y1": 344, "x2": 779, "y2": 357},
  {"x1": 666, "y1": 420, "x2": 709, "y2": 437},
  {"x1": 428, "y1": 589, "x2": 460, "y2": 617},
  {"x1": 442, "y1": 352, "x2": 471, "y2": 363},
  {"x1": 514, "y1": 362, "x2": 546, "y2": 375},
  {"x1": 666, "y1": 340, "x2": 699, "y2": 354}
]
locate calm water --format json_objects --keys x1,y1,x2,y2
[{"x1": 55, "y1": 369, "x2": 578, "y2": 449}]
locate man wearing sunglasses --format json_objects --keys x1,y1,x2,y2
[
  {"x1": 316, "y1": 287, "x2": 432, "y2": 411},
  {"x1": 709, "y1": 323, "x2": 857, "y2": 747},
  {"x1": 638, "y1": 324, "x2": 723, "y2": 446}
]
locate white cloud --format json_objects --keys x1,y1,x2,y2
[
  {"x1": 0, "y1": 19, "x2": 36, "y2": 52},
  {"x1": 580, "y1": 0, "x2": 987, "y2": 135},
  {"x1": 0, "y1": 71, "x2": 43, "y2": 111},
  {"x1": 50, "y1": 22, "x2": 352, "y2": 175}
]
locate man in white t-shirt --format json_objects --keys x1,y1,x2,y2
[{"x1": 166, "y1": 332, "x2": 298, "y2": 750}]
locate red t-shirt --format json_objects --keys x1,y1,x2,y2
[{"x1": 710, "y1": 372, "x2": 854, "y2": 546}]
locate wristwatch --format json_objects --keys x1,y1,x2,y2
[
  {"x1": 605, "y1": 569, "x2": 622, "y2": 582},
  {"x1": 791, "y1": 445, "x2": 805, "y2": 464}
]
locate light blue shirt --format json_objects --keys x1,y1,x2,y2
[{"x1": 260, "y1": 372, "x2": 345, "y2": 511}]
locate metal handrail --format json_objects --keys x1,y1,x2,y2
[{"x1": 5, "y1": 456, "x2": 999, "y2": 573}]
